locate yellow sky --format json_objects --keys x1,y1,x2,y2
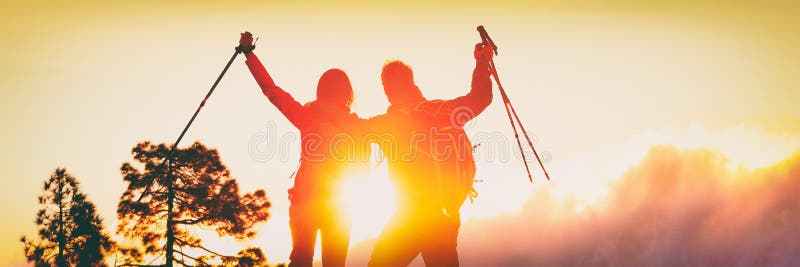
[{"x1": 1, "y1": 1, "x2": 799, "y2": 265}]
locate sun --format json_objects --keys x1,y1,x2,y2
[{"x1": 336, "y1": 159, "x2": 397, "y2": 244}]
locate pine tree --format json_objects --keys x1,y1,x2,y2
[
  {"x1": 116, "y1": 141, "x2": 271, "y2": 266},
  {"x1": 21, "y1": 168, "x2": 114, "y2": 267}
]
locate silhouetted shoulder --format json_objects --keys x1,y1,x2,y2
[{"x1": 365, "y1": 113, "x2": 393, "y2": 133}]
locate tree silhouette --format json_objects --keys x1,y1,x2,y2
[
  {"x1": 214, "y1": 247, "x2": 273, "y2": 267},
  {"x1": 116, "y1": 141, "x2": 271, "y2": 266},
  {"x1": 21, "y1": 168, "x2": 114, "y2": 267},
  {"x1": 234, "y1": 247, "x2": 268, "y2": 267}
]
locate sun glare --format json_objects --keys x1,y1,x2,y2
[{"x1": 337, "y1": 161, "x2": 397, "y2": 244}]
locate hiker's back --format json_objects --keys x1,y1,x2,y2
[
  {"x1": 373, "y1": 100, "x2": 476, "y2": 214},
  {"x1": 293, "y1": 103, "x2": 370, "y2": 203}
]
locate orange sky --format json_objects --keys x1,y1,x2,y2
[{"x1": 1, "y1": 1, "x2": 799, "y2": 266}]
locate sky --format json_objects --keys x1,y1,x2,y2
[{"x1": 1, "y1": 1, "x2": 799, "y2": 266}]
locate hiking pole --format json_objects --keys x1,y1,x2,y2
[
  {"x1": 477, "y1": 25, "x2": 551, "y2": 182},
  {"x1": 136, "y1": 41, "x2": 256, "y2": 203}
]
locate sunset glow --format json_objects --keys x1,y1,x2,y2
[{"x1": 3, "y1": 1, "x2": 800, "y2": 266}]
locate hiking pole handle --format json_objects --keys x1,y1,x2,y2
[{"x1": 477, "y1": 25, "x2": 498, "y2": 55}]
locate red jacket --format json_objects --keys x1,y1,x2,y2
[
  {"x1": 368, "y1": 60, "x2": 493, "y2": 212},
  {"x1": 246, "y1": 53, "x2": 369, "y2": 204}
]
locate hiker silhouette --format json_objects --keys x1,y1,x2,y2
[
  {"x1": 239, "y1": 32, "x2": 370, "y2": 267},
  {"x1": 366, "y1": 43, "x2": 495, "y2": 266}
]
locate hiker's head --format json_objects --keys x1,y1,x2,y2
[
  {"x1": 381, "y1": 60, "x2": 424, "y2": 106},
  {"x1": 316, "y1": 68, "x2": 354, "y2": 109}
]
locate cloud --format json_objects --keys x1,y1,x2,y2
[{"x1": 347, "y1": 145, "x2": 800, "y2": 266}]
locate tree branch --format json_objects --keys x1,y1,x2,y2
[
  {"x1": 172, "y1": 216, "x2": 211, "y2": 225},
  {"x1": 173, "y1": 250, "x2": 202, "y2": 262},
  {"x1": 174, "y1": 238, "x2": 231, "y2": 259}
]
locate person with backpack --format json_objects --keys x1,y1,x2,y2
[
  {"x1": 366, "y1": 42, "x2": 495, "y2": 266},
  {"x1": 238, "y1": 32, "x2": 369, "y2": 267}
]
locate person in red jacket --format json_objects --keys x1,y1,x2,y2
[
  {"x1": 366, "y1": 43, "x2": 495, "y2": 266},
  {"x1": 238, "y1": 32, "x2": 368, "y2": 267}
]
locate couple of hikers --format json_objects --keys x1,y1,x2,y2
[{"x1": 238, "y1": 31, "x2": 494, "y2": 267}]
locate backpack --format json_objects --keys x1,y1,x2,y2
[{"x1": 396, "y1": 100, "x2": 478, "y2": 214}]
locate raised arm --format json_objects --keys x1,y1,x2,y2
[
  {"x1": 240, "y1": 32, "x2": 309, "y2": 129},
  {"x1": 446, "y1": 43, "x2": 495, "y2": 124}
]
